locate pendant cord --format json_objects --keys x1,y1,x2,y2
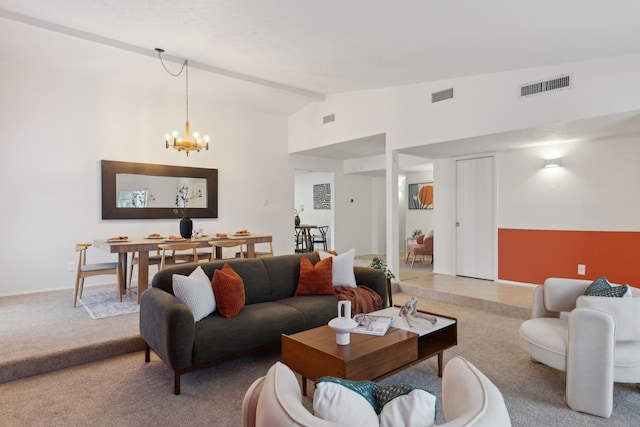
[{"x1": 156, "y1": 49, "x2": 189, "y2": 123}]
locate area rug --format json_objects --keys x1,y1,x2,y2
[{"x1": 78, "y1": 288, "x2": 139, "y2": 319}]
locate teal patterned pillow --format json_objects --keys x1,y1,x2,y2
[
  {"x1": 588, "y1": 284, "x2": 629, "y2": 298},
  {"x1": 584, "y1": 277, "x2": 629, "y2": 297},
  {"x1": 584, "y1": 277, "x2": 612, "y2": 295}
]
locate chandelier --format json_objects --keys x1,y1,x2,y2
[{"x1": 156, "y1": 48, "x2": 209, "y2": 156}]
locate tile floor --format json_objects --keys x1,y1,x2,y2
[{"x1": 355, "y1": 254, "x2": 535, "y2": 319}]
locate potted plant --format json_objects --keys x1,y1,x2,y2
[
  {"x1": 369, "y1": 257, "x2": 395, "y2": 306},
  {"x1": 173, "y1": 184, "x2": 203, "y2": 238},
  {"x1": 410, "y1": 228, "x2": 423, "y2": 240}
]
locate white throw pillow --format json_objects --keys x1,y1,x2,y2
[
  {"x1": 172, "y1": 266, "x2": 216, "y2": 322},
  {"x1": 378, "y1": 389, "x2": 436, "y2": 427},
  {"x1": 313, "y1": 379, "x2": 379, "y2": 427},
  {"x1": 319, "y1": 248, "x2": 357, "y2": 288}
]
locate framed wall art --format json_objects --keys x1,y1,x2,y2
[
  {"x1": 313, "y1": 183, "x2": 331, "y2": 209},
  {"x1": 408, "y1": 182, "x2": 434, "y2": 209}
]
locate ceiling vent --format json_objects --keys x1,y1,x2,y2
[
  {"x1": 431, "y1": 87, "x2": 454, "y2": 103},
  {"x1": 322, "y1": 114, "x2": 335, "y2": 124},
  {"x1": 520, "y1": 74, "x2": 572, "y2": 98}
]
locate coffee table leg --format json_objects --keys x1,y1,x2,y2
[
  {"x1": 437, "y1": 352, "x2": 443, "y2": 377},
  {"x1": 302, "y1": 376, "x2": 308, "y2": 396}
]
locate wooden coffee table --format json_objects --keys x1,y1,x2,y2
[{"x1": 282, "y1": 308, "x2": 457, "y2": 395}]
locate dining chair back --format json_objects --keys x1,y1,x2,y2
[
  {"x1": 128, "y1": 250, "x2": 167, "y2": 287},
  {"x1": 311, "y1": 226, "x2": 329, "y2": 251},
  {"x1": 73, "y1": 243, "x2": 123, "y2": 307},
  {"x1": 209, "y1": 240, "x2": 246, "y2": 261},
  {"x1": 157, "y1": 242, "x2": 201, "y2": 270},
  {"x1": 238, "y1": 241, "x2": 274, "y2": 258}
]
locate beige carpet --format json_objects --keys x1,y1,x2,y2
[{"x1": 1, "y1": 294, "x2": 637, "y2": 426}]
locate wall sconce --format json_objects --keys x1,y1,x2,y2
[{"x1": 543, "y1": 158, "x2": 562, "y2": 168}]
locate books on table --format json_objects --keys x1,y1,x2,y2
[{"x1": 352, "y1": 314, "x2": 394, "y2": 336}]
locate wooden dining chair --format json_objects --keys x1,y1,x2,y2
[
  {"x1": 238, "y1": 241, "x2": 274, "y2": 258},
  {"x1": 157, "y1": 242, "x2": 201, "y2": 270},
  {"x1": 209, "y1": 240, "x2": 246, "y2": 261},
  {"x1": 128, "y1": 250, "x2": 169, "y2": 287},
  {"x1": 73, "y1": 243, "x2": 123, "y2": 307},
  {"x1": 311, "y1": 226, "x2": 329, "y2": 251}
]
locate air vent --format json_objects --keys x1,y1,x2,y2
[
  {"x1": 322, "y1": 114, "x2": 335, "y2": 124},
  {"x1": 520, "y1": 74, "x2": 571, "y2": 98},
  {"x1": 431, "y1": 88, "x2": 454, "y2": 103}
]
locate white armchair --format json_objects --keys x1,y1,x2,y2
[
  {"x1": 519, "y1": 277, "x2": 640, "y2": 418},
  {"x1": 242, "y1": 357, "x2": 510, "y2": 427}
]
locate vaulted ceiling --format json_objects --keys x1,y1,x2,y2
[{"x1": 2, "y1": 1, "x2": 640, "y2": 164}]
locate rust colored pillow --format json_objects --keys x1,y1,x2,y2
[
  {"x1": 416, "y1": 235, "x2": 425, "y2": 244},
  {"x1": 295, "y1": 256, "x2": 335, "y2": 296},
  {"x1": 212, "y1": 264, "x2": 245, "y2": 318}
]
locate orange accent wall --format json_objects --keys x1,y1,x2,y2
[{"x1": 498, "y1": 229, "x2": 640, "y2": 287}]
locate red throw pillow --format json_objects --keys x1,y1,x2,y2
[
  {"x1": 295, "y1": 256, "x2": 334, "y2": 296},
  {"x1": 212, "y1": 264, "x2": 245, "y2": 318}
]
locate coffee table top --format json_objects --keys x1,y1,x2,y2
[
  {"x1": 285, "y1": 324, "x2": 417, "y2": 362},
  {"x1": 366, "y1": 307, "x2": 456, "y2": 337}
]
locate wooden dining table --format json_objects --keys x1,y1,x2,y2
[
  {"x1": 94, "y1": 233, "x2": 272, "y2": 303},
  {"x1": 294, "y1": 224, "x2": 317, "y2": 253}
]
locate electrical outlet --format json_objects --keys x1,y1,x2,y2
[
  {"x1": 577, "y1": 264, "x2": 586, "y2": 275},
  {"x1": 68, "y1": 262, "x2": 75, "y2": 272}
]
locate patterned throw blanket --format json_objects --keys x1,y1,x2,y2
[{"x1": 335, "y1": 285, "x2": 383, "y2": 315}]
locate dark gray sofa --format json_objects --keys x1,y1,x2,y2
[{"x1": 139, "y1": 252, "x2": 387, "y2": 394}]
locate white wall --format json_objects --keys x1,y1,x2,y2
[
  {"x1": 0, "y1": 46, "x2": 298, "y2": 296},
  {"x1": 289, "y1": 53, "x2": 640, "y2": 277},
  {"x1": 290, "y1": 54, "x2": 640, "y2": 155},
  {"x1": 497, "y1": 136, "x2": 640, "y2": 231}
]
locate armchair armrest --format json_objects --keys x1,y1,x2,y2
[
  {"x1": 567, "y1": 307, "x2": 615, "y2": 417},
  {"x1": 354, "y1": 266, "x2": 388, "y2": 308},
  {"x1": 140, "y1": 287, "x2": 196, "y2": 371},
  {"x1": 577, "y1": 295, "x2": 640, "y2": 341}
]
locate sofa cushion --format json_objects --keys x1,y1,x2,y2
[
  {"x1": 192, "y1": 302, "x2": 307, "y2": 365},
  {"x1": 263, "y1": 253, "x2": 320, "y2": 300},
  {"x1": 295, "y1": 256, "x2": 334, "y2": 296},
  {"x1": 319, "y1": 248, "x2": 357, "y2": 288},
  {"x1": 207, "y1": 258, "x2": 272, "y2": 305},
  {"x1": 212, "y1": 264, "x2": 245, "y2": 318},
  {"x1": 277, "y1": 295, "x2": 339, "y2": 329},
  {"x1": 416, "y1": 235, "x2": 425, "y2": 244},
  {"x1": 172, "y1": 266, "x2": 216, "y2": 322}
]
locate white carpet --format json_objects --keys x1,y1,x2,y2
[{"x1": 79, "y1": 288, "x2": 139, "y2": 319}]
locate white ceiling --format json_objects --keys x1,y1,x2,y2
[{"x1": 2, "y1": 0, "x2": 640, "y2": 163}]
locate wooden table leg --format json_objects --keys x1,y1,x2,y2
[
  {"x1": 118, "y1": 253, "x2": 128, "y2": 289},
  {"x1": 302, "y1": 376, "x2": 308, "y2": 396},
  {"x1": 437, "y1": 351, "x2": 443, "y2": 377},
  {"x1": 137, "y1": 251, "x2": 149, "y2": 304},
  {"x1": 246, "y1": 242, "x2": 256, "y2": 258}
]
